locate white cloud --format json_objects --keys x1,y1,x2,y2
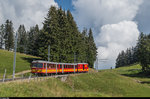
[
  {"x1": 73, "y1": 0, "x2": 143, "y2": 69},
  {"x1": 97, "y1": 21, "x2": 140, "y2": 69},
  {"x1": 0, "y1": 0, "x2": 58, "y2": 31},
  {"x1": 73, "y1": 0, "x2": 143, "y2": 30}
]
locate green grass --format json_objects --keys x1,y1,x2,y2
[
  {"x1": 0, "y1": 49, "x2": 41, "y2": 78},
  {"x1": 0, "y1": 64, "x2": 150, "y2": 97},
  {"x1": 0, "y1": 49, "x2": 150, "y2": 97},
  {"x1": 66, "y1": 70, "x2": 150, "y2": 97}
]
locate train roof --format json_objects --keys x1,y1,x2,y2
[{"x1": 32, "y1": 60, "x2": 88, "y2": 65}]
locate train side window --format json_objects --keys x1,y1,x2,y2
[
  {"x1": 51, "y1": 64, "x2": 54, "y2": 69},
  {"x1": 44, "y1": 63, "x2": 46, "y2": 68},
  {"x1": 53, "y1": 64, "x2": 56, "y2": 69},
  {"x1": 57, "y1": 65, "x2": 59, "y2": 68},
  {"x1": 49, "y1": 64, "x2": 52, "y2": 69},
  {"x1": 53, "y1": 64, "x2": 55, "y2": 69},
  {"x1": 48, "y1": 64, "x2": 50, "y2": 68}
]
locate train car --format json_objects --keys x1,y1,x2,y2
[{"x1": 31, "y1": 60, "x2": 89, "y2": 75}]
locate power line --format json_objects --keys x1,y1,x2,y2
[{"x1": 95, "y1": 57, "x2": 108, "y2": 70}]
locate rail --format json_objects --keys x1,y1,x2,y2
[{"x1": 0, "y1": 72, "x2": 87, "y2": 83}]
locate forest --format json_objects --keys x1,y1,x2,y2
[
  {"x1": 0, "y1": 6, "x2": 97, "y2": 68},
  {"x1": 116, "y1": 32, "x2": 150, "y2": 73}
]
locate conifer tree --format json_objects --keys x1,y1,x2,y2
[
  {"x1": 17, "y1": 25, "x2": 27, "y2": 53},
  {"x1": 0, "y1": 24, "x2": 5, "y2": 49},
  {"x1": 116, "y1": 53, "x2": 121, "y2": 68},
  {"x1": 87, "y1": 28, "x2": 97, "y2": 68},
  {"x1": 137, "y1": 32, "x2": 150, "y2": 72},
  {"x1": 4, "y1": 20, "x2": 14, "y2": 51},
  {"x1": 27, "y1": 25, "x2": 40, "y2": 56},
  {"x1": 39, "y1": 6, "x2": 60, "y2": 61},
  {"x1": 37, "y1": 6, "x2": 97, "y2": 67},
  {"x1": 67, "y1": 10, "x2": 82, "y2": 63}
]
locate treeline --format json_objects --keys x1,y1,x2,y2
[
  {"x1": 0, "y1": 6, "x2": 97, "y2": 68},
  {"x1": 116, "y1": 47, "x2": 138, "y2": 68},
  {"x1": 116, "y1": 32, "x2": 150, "y2": 72}
]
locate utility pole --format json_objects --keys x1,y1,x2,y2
[
  {"x1": 13, "y1": 32, "x2": 18, "y2": 80},
  {"x1": 74, "y1": 52, "x2": 76, "y2": 63},
  {"x1": 96, "y1": 57, "x2": 98, "y2": 70},
  {"x1": 46, "y1": 45, "x2": 50, "y2": 76},
  {"x1": 48, "y1": 45, "x2": 50, "y2": 62}
]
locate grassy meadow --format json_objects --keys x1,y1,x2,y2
[
  {"x1": 0, "y1": 49, "x2": 150, "y2": 97},
  {"x1": 0, "y1": 49, "x2": 41, "y2": 78},
  {"x1": 0, "y1": 64, "x2": 150, "y2": 97}
]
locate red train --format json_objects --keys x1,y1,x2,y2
[{"x1": 31, "y1": 60, "x2": 89, "y2": 75}]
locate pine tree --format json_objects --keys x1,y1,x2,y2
[
  {"x1": 67, "y1": 10, "x2": 82, "y2": 63},
  {"x1": 4, "y1": 20, "x2": 14, "y2": 51},
  {"x1": 137, "y1": 32, "x2": 150, "y2": 72},
  {"x1": 87, "y1": 28, "x2": 97, "y2": 68},
  {"x1": 81, "y1": 28, "x2": 88, "y2": 63},
  {"x1": 27, "y1": 25, "x2": 40, "y2": 56},
  {"x1": 37, "y1": 6, "x2": 97, "y2": 66},
  {"x1": 57, "y1": 8, "x2": 71, "y2": 62},
  {"x1": 17, "y1": 25, "x2": 27, "y2": 53},
  {"x1": 0, "y1": 24, "x2": 5, "y2": 49},
  {"x1": 39, "y1": 6, "x2": 60, "y2": 61},
  {"x1": 116, "y1": 53, "x2": 122, "y2": 68}
]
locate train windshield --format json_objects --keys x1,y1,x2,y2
[{"x1": 32, "y1": 63, "x2": 43, "y2": 68}]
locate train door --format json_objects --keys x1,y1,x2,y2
[
  {"x1": 83, "y1": 64, "x2": 85, "y2": 70},
  {"x1": 77, "y1": 65, "x2": 78, "y2": 72}
]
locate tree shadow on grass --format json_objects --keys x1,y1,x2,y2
[
  {"x1": 121, "y1": 70, "x2": 150, "y2": 79},
  {"x1": 121, "y1": 70, "x2": 150, "y2": 84},
  {"x1": 140, "y1": 81, "x2": 150, "y2": 84},
  {"x1": 21, "y1": 57, "x2": 43, "y2": 63}
]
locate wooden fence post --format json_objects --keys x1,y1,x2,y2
[
  {"x1": 3, "y1": 69, "x2": 6, "y2": 82},
  {"x1": 21, "y1": 74, "x2": 24, "y2": 82},
  {"x1": 28, "y1": 74, "x2": 32, "y2": 82}
]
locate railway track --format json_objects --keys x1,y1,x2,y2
[{"x1": 0, "y1": 72, "x2": 85, "y2": 83}]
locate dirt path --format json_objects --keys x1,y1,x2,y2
[{"x1": 14, "y1": 70, "x2": 31, "y2": 76}]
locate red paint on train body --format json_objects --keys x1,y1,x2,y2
[{"x1": 31, "y1": 60, "x2": 89, "y2": 75}]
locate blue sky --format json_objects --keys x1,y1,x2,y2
[{"x1": 55, "y1": 0, "x2": 74, "y2": 11}]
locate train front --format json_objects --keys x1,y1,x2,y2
[{"x1": 31, "y1": 60, "x2": 45, "y2": 75}]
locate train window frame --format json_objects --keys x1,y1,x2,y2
[
  {"x1": 60, "y1": 65, "x2": 62, "y2": 69},
  {"x1": 32, "y1": 63, "x2": 37, "y2": 68},
  {"x1": 36, "y1": 63, "x2": 43, "y2": 68},
  {"x1": 48, "y1": 64, "x2": 51, "y2": 69},
  {"x1": 76, "y1": 65, "x2": 77, "y2": 69}
]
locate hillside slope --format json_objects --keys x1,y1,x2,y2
[
  {"x1": 0, "y1": 64, "x2": 150, "y2": 97},
  {"x1": 0, "y1": 49, "x2": 41, "y2": 78}
]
